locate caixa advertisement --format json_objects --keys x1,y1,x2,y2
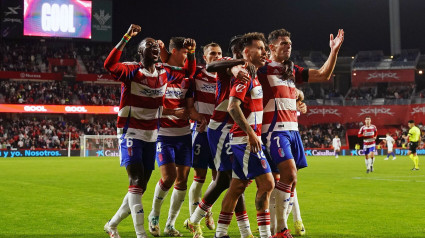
[{"x1": 85, "y1": 150, "x2": 119, "y2": 157}]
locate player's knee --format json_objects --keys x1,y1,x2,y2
[{"x1": 162, "y1": 172, "x2": 177, "y2": 187}]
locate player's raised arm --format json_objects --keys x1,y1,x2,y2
[
  {"x1": 157, "y1": 39, "x2": 171, "y2": 63},
  {"x1": 205, "y1": 59, "x2": 246, "y2": 73},
  {"x1": 308, "y1": 29, "x2": 344, "y2": 82},
  {"x1": 104, "y1": 24, "x2": 141, "y2": 77},
  {"x1": 183, "y1": 38, "x2": 197, "y2": 77}
]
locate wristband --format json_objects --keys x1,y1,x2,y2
[
  {"x1": 188, "y1": 49, "x2": 195, "y2": 54},
  {"x1": 123, "y1": 34, "x2": 131, "y2": 43}
]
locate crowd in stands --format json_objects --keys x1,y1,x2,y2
[
  {"x1": 345, "y1": 85, "x2": 414, "y2": 101},
  {"x1": 0, "y1": 39, "x2": 77, "y2": 75},
  {"x1": 0, "y1": 116, "x2": 117, "y2": 150},
  {"x1": 299, "y1": 123, "x2": 346, "y2": 148},
  {"x1": 0, "y1": 80, "x2": 120, "y2": 105}
]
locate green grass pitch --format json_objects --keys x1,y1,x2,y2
[{"x1": 0, "y1": 155, "x2": 424, "y2": 237}]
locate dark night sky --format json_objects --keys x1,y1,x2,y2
[{"x1": 112, "y1": 0, "x2": 425, "y2": 56}]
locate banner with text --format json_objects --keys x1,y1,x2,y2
[
  {"x1": 0, "y1": 104, "x2": 119, "y2": 114},
  {"x1": 351, "y1": 69, "x2": 415, "y2": 86},
  {"x1": 0, "y1": 71, "x2": 63, "y2": 80},
  {"x1": 304, "y1": 148, "x2": 425, "y2": 156},
  {"x1": 299, "y1": 104, "x2": 425, "y2": 126}
]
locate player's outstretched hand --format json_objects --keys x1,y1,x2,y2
[
  {"x1": 330, "y1": 29, "x2": 344, "y2": 52},
  {"x1": 126, "y1": 24, "x2": 141, "y2": 37},
  {"x1": 248, "y1": 133, "x2": 262, "y2": 154},
  {"x1": 184, "y1": 38, "x2": 196, "y2": 51}
]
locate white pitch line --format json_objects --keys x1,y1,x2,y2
[{"x1": 352, "y1": 177, "x2": 425, "y2": 182}]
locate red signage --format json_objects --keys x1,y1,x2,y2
[
  {"x1": 0, "y1": 71, "x2": 63, "y2": 80},
  {"x1": 351, "y1": 69, "x2": 415, "y2": 86},
  {"x1": 76, "y1": 74, "x2": 118, "y2": 83},
  {"x1": 299, "y1": 104, "x2": 425, "y2": 126},
  {"x1": 0, "y1": 104, "x2": 119, "y2": 114}
]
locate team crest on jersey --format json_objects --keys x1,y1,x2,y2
[
  {"x1": 261, "y1": 159, "x2": 268, "y2": 169},
  {"x1": 278, "y1": 148, "x2": 285, "y2": 157}
]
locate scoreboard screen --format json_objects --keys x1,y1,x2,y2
[{"x1": 23, "y1": 0, "x2": 92, "y2": 39}]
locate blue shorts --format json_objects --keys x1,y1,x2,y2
[
  {"x1": 119, "y1": 138, "x2": 156, "y2": 170},
  {"x1": 263, "y1": 131, "x2": 308, "y2": 169},
  {"x1": 207, "y1": 126, "x2": 233, "y2": 172},
  {"x1": 231, "y1": 143, "x2": 271, "y2": 180},
  {"x1": 192, "y1": 131, "x2": 215, "y2": 170},
  {"x1": 364, "y1": 146, "x2": 376, "y2": 155},
  {"x1": 156, "y1": 134, "x2": 192, "y2": 167},
  {"x1": 261, "y1": 134, "x2": 279, "y2": 173}
]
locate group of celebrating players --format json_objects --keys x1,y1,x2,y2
[{"x1": 102, "y1": 24, "x2": 344, "y2": 238}]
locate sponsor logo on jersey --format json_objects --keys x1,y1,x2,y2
[
  {"x1": 141, "y1": 88, "x2": 164, "y2": 97},
  {"x1": 200, "y1": 83, "x2": 216, "y2": 93}
]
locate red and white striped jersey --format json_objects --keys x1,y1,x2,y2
[
  {"x1": 358, "y1": 125, "x2": 377, "y2": 148},
  {"x1": 159, "y1": 63, "x2": 195, "y2": 137},
  {"x1": 229, "y1": 76, "x2": 263, "y2": 144},
  {"x1": 208, "y1": 57, "x2": 234, "y2": 130},
  {"x1": 257, "y1": 61, "x2": 307, "y2": 133},
  {"x1": 104, "y1": 48, "x2": 167, "y2": 142},
  {"x1": 193, "y1": 66, "x2": 217, "y2": 132}
]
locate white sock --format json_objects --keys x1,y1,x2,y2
[
  {"x1": 257, "y1": 212, "x2": 271, "y2": 238},
  {"x1": 189, "y1": 177, "x2": 205, "y2": 215},
  {"x1": 151, "y1": 179, "x2": 170, "y2": 217},
  {"x1": 216, "y1": 212, "x2": 233, "y2": 237},
  {"x1": 166, "y1": 187, "x2": 187, "y2": 227},
  {"x1": 365, "y1": 159, "x2": 369, "y2": 169},
  {"x1": 292, "y1": 189, "x2": 302, "y2": 222},
  {"x1": 275, "y1": 182, "x2": 291, "y2": 232},
  {"x1": 269, "y1": 189, "x2": 277, "y2": 235},
  {"x1": 190, "y1": 198, "x2": 212, "y2": 224},
  {"x1": 109, "y1": 193, "x2": 131, "y2": 227},
  {"x1": 236, "y1": 211, "x2": 252, "y2": 237},
  {"x1": 285, "y1": 192, "x2": 295, "y2": 220},
  {"x1": 372, "y1": 157, "x2": 375, "y2": 166},
  {"x1": 128, "y1": 186, "x2": 147, "y2": 237}
]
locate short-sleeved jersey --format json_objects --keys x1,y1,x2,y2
[
  {"x1": 358, "y1": 125, "x2": 378, "y2": 148},
  {"x1": 408, "y1": 126, "x2": 421, "y2": 142},
  {"x1": 229, "y1": 76, "x2": 263, "y2": 144},
  {"x1": 257, "y1": 61, "x2": 307, "y2": 133},
  {"x1": 159, "y1": 63, "x2": 195, "y2": 137},
  {"x1": 193, "y1": 66, "x2": 217, "y2": 132},
  {"x1": 332, "y1": 138, "x2": 341, "y2": 148},
  {"x1": 208, "y1": 57, "x2": 234, "y2": 130},
  {"x1": 104, "y1": 48, "x2": 168, "y2": 142},
  {"x1": 385, "y1": 135, "x2": 395, "y2": 147}
]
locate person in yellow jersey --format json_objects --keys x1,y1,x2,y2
[{"x1": 404, "y1": 120, "x2": 421, "y2": 170}]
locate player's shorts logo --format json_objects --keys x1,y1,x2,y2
[
  {"x1": 278, "y1": 148, "x2": 285, "y2": 157},
  {"x1": 127, "y1": 147, "x2": 133, "y2": 157},
  {"x1": 158, "y1": 153, "x2": 163, "y2": 162},
  {"x1": 261, "y1": 159, "x2": 268, "y2": 169}
]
